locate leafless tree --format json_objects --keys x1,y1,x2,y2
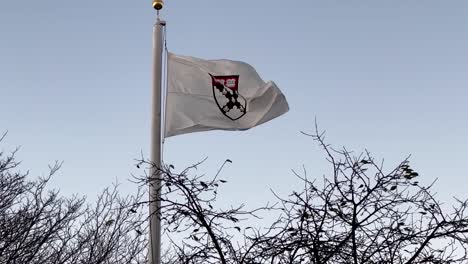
[
  {"x1": 0, "y1": 133, "x2": 147, "y2": 264},
  {"x1": 246, "y1": 126, "x2": 468, "y2": 264},
  {"x1": 137, "y1": 125, "x2": 468, "y2": 264},
  {"x1": 134, "y1": 157, "x2": 274, "y2": 264},
  {"x1": 3, "y1": 124, "x2": 468, "y2": 264}
]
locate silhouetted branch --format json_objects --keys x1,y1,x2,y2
[{"x1": 0, "y1": 136, "x2": 147, "y2": 264}]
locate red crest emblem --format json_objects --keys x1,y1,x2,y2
[{"x1": 210, "y1": 74, "x2": 247, "y2": 120}]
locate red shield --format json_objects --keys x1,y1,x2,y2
[{"x1": 210, "y1": 75, "x2": 247, "y2": 120}]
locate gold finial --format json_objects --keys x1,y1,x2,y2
[{"x1": 153, "y1": 0, "x2": 164, "y2": 10}]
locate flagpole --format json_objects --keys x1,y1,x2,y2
[{"x1": 149, "y1": 1, "x2": 165, "y2": 264}]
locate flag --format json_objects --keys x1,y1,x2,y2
[{"x1": 164, "y1": 52, "x2": 289, "y2": 138}]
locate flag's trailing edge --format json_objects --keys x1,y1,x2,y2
[{"x1": 164, "y1": 52, "x2": 289, "y2": 138}]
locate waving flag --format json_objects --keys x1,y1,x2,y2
[{"x1": 165, "y1": 53, "x2": 289, "y2": 137}]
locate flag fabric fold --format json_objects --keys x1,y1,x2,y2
[{"x1": 164, "y1": 52, "x2": 289, "y2": 138}]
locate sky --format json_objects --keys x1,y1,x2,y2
[{"x1": 1, "y1": 1, "x2": 467, "y2": 212}]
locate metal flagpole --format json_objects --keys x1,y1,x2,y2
[{"x1": 149, "y1": 1, "x2": 165, "y2": 264}]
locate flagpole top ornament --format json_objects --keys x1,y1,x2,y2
[{"x1": 153, "y1": 0, "x2": 164, "y2": 10}]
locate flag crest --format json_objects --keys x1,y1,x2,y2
[{"x1": 211, "y1": 75, "x2": 247, "y2": 121}]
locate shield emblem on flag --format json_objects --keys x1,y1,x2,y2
[{"x1": 210, "y1": 74, "x2": 247, "y2": 120}]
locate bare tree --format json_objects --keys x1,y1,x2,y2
[
  {"x1": 0, "y1": 134, "x2": 147, "y2": 264},
  {"x1": 3, "y1": 124, "x2": 468, "y2": 264},
  {"x1": 134, "y1": 157, "x2": 273, "y2": 264},
  {"x1": 247, "y1": 126, "x2": 468, "y2": 264},
  {"x1": 137, "y1": 125, "x2": 468, "y2": 264}
]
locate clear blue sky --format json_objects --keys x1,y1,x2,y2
[{"x1": 1, "y1": 1, "x2": 467, "y2": 207}]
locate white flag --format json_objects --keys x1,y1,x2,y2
[{"x1": 164, "y1": 53, "x2": 289, "y2": 138}]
